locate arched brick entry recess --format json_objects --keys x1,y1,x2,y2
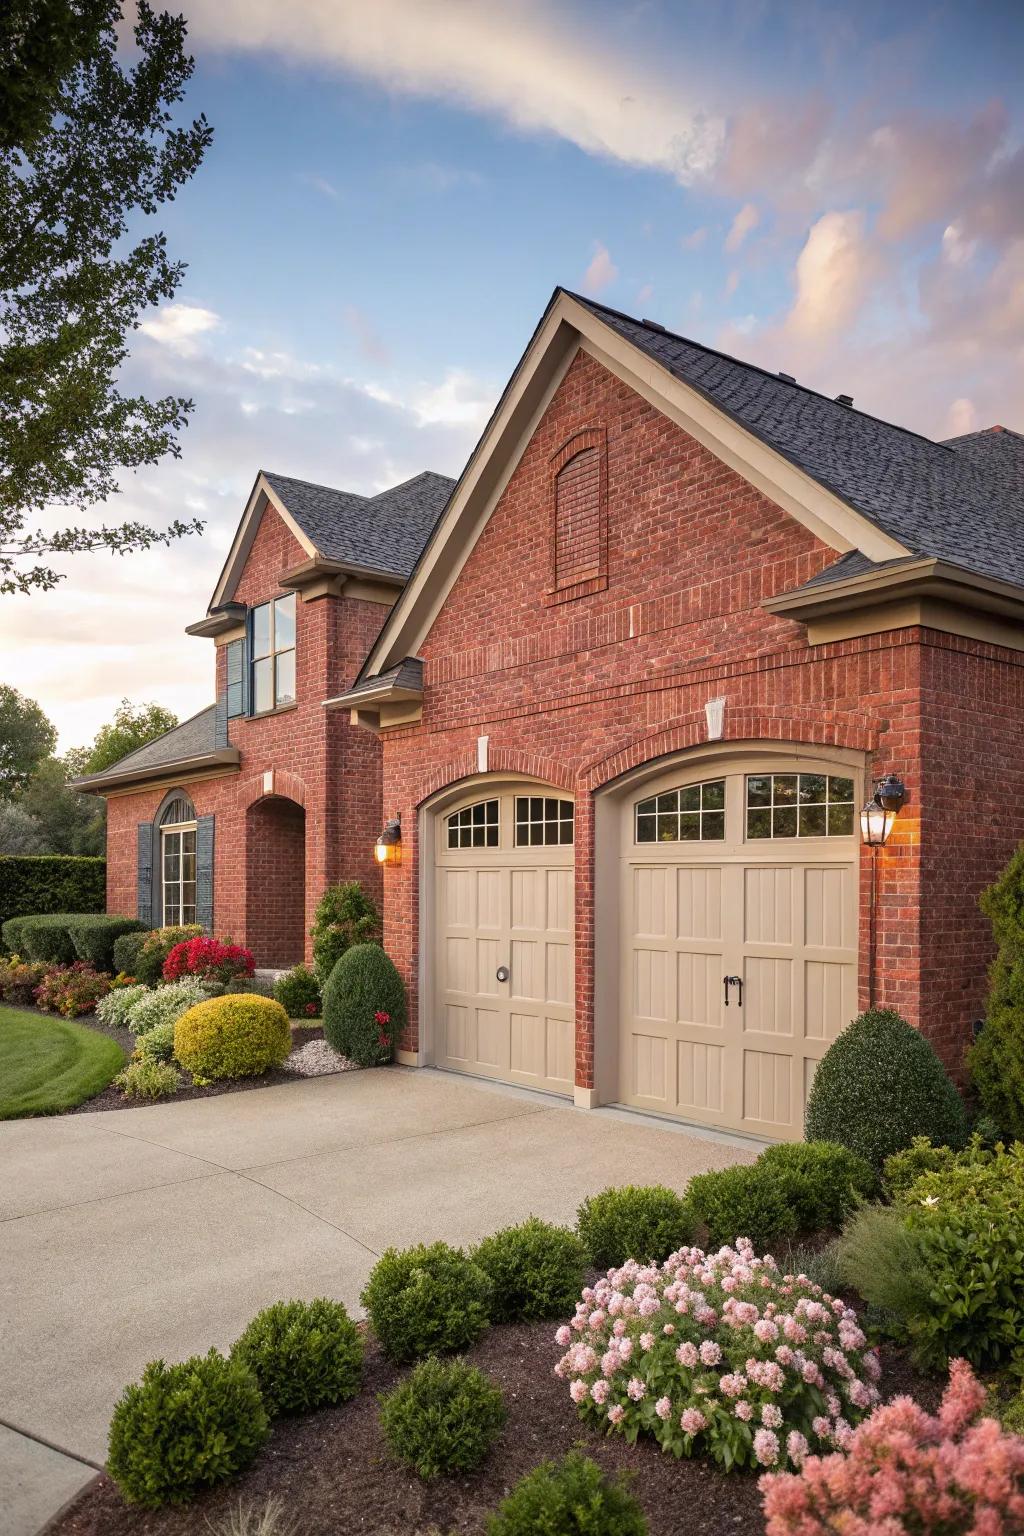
[{"x1": 245, "y1": 795, "x2": 306, "y2": 966}]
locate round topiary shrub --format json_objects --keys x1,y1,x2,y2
[
  {"x1": 379, "y1": 1355, "x2": 506, "y2": 1480},
  {"x1": 231, "y1": 1297, "x2": 363, "y2": 1416},
  {"x1": 805, "y1": 1008, "x2": 968, "y2": 1171},
  {"x1": 310, "y1": 879, "x2": 380, "y2": 986},
  {"x1": 174, "y1": 995, "x2": 292, "y2": 1082},
  {"x1": 472, "y1": 1217, "x2": 587, "y2": 1323},
  {"x1": 273, "y1": 963, "x2": 321, "y2": 1019},
  {"x1": 487, "y1": 1452, "x2": 648, "y2": 1536},
  {"x1": 322, "y1": 942, "x2": 405, "y2": 1066},
  {"x1": 361, "y1": 1241, "x2": 492, "y2": 1362},
  {"x1": 106, "y1": 1350, "x2": 269, "y2": 1507},
  {"x1": 112, "y1": 929, "x2": 151, "y2": 978},
  {"x1": 576, "y1": 1184, "x2": 694, "y2": 1268}
]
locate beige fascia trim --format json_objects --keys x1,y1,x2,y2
[
  {"x1": 278, "y1": 555, "x2": 407, "y2": 597},
  {"x1": 766, "y1": 559, "x2": 1024, "y2": 649},
  {"x1": 213, "y1": 623, "x2": 246, "y2": 648},
  {"x1": 73, "y1": 749, "x2": 241, "y2": 797},
  {"x1": 208, "y1": 474, "x2": 319, "y2": 611},
  {"x1": 361, "y1": 291, "x2": 911, "y2": 676}
]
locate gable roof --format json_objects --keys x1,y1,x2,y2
[
  {"x1": 208, "y1": 467, "x2": 455, "y2": 612},
  {"x1": 356, "y1": 288, "x2": 1023, "y2": 685},
  {"x1": 261, "y1": 469, "x2": 456, "y2": 579},
  {"x1": 573, "y1": 297, "x2": 1024, "y2": 591},
  {"x1": 72, "y1": 706, "x2": 240, "y2": 794}
]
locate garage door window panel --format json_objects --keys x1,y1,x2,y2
[
  {"x1": 514, "y1": 796, "x2": 574, "y2": 847},
  {"x1": 447, "y1": 799, "x2": 499, "y2": 849},
  {"x1": 635, "y1": 779, "x2": 725, "y2": 843},
  {"x1": 746, "y1": 774, "x2": 855, "y2": 840}
]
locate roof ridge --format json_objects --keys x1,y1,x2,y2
[
  {"x1": 564, "y1": 288, "x2": 950, "y2": 453},
  {"x1": 368, "y1": 468, "x2": 457, "y2": 502},
  {"x1": 262, "y1": 469, "x2": 369, "y2": 502}
]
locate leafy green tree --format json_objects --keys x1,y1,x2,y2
[
  {"x1": 83, "y1": 698, "x2": 177, "y2": 775},
  {"x1": 0, "y1": 0, "x2": 212, "y2": 595},
  {"x1": 20, "y1": 754, "x2": 105, "y2": 854},
  {"x1": 0, "y1": 801, "x2": 47, "y2": 853},
  {"x1": 0, "y1": 685, "x2": 56, "y2": 797}
]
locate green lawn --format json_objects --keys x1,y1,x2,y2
[{"x1": 0, "y1": 1007, "x2": 126, "y2": 1119}]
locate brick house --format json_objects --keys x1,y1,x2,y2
[{"x1": 80, "y1": 288, "x2": 1024, "y2": 1140}]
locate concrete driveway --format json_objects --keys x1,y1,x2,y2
[{"x1": 0, "y1": 1066, "x2": 755, "y2": 1534}]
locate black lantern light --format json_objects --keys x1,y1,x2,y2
[
  {"x1": 860, "y1": 774, "x2": 907, "y2": 847},
  {"x1": 374, "y1": 815, "x2": 402, "y2": 866}
]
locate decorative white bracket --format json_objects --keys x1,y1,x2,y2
[
  {"x1": 262, "y1": 769, "x2": 274, "y2": 794},
  {"x1": 477, "y1": 735, "x2": 489, "y2": 773},
  {"x1": 705, "y1": 697, "x2": 726, "y2": 741}
]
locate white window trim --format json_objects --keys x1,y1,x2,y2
[{"x1": 161, "y1": 817, "x2": 198, "y2": 927}]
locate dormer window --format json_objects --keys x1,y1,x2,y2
[
  {"x1": 548, "y1": 427, "x2": 607, "y2": 603},
  {"x1": 251, "y1": 593, "x2": 296, "y2": 714}
]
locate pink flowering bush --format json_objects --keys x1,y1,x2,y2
[
  {"x1": 162, "y1": 936, "x2": 255, "y2": 986},
  {"x1": 760, "y1": 1357, "x2": 1024, "y2": 1535},
  {"x1": 554, "y1": 1238, "x2": 881, "y2": 1473}
]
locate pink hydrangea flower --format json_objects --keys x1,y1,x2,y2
[
  {"x1": 607, "y1": 1403, "x2": 625, "y2": 1426},
  {"x1": 785, "y1": 1429, "x2": 809, "y2": 1466},
  {"x1": 734, "y1": 1400, "x2": 753, "y2": 1421},
  {"x1": 676, "y1": 1341, "x2": 698, "y2": 1368},
  {"x1": 555, "y1": 1325, "x2": 571, "y2": 1347},
  {"x1": 699, "y1": 1340, "x2": 722, "y2": 1366},
  {"x1": 639, "y1": 1332, "x2": 655, "y2": 1352},
  {"x1": 681, "y1": 1406, "x2": 707, "y2": 1435},
  {"x1": 655, "y1": 1395, "x2": 672, "y2": 1419},
  {"x1": 754, "y1": 1428, "x2": 780, "y2": 1466},
  {"x1": 569, "y1": 1379, "x2": 587, "y2": 1403},
  {"x1": 627, "y1": 1377, "x2": 646, "y2": 1401},
  {"x1": 590, "y1": 1379, "x2": 609, "y2": 1405}
]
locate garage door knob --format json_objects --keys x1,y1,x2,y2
[{"x1": 496, "y1": 965, "x2": 510, "y2": 983}]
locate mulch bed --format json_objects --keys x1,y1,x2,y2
[
  {"x1": 50, "y1": 1317, "x2": 940, "y2": 1536},
  {"x1": 68, "y1": 1018, "x2": 327, "y2": 1112}
]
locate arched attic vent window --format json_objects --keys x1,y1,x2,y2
[
  {"x1": 160, "y1": 794, "x2": 196, "y2": 827},
  {"x1": 547, "y1": 428, "x2": 608, "y2": 604}
]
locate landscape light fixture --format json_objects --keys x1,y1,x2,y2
[
  {"x1": 860, "y1": 774, "x2": 907, "y2": 847},
  {"x1": 374, "y1": 815, "x2": 402, "y2": 866}
]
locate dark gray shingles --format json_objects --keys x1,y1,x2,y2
[
  {"x1": 341, "y1": 657, "x2": 424, "y2": 699},
  {"x1": 74, "y1": 706, "x2": 218, "y2": 783},
  {"x1": 573, "y1": 294, "x2": 1024, "y2": 590},
  {"x1": 263, "y1": 469, "x2": 455, "y2": 577}
]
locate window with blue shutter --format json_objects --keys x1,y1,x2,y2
[
  {"x1": 226, "y1": 639, "x2": 244, "y2": 718},
  {"x1": 137, "y1": 822, "x2": 154, "y2": 925}
]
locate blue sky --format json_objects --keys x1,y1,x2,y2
[{"x1": 5, "y1": 0, "x2": 1024, "y2": 747}]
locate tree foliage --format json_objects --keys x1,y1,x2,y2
[
  {"x1": 83, "y1": 697, "x2": 177, "y2": 774},
  {"x1": 0, "y1": 684, "x2": 57, "y2": 796},
  {"x1": 0, "y1": 0, "x2": 212, "y2": 595}
]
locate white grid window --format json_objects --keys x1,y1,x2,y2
[
  {"x1": 514, "y1": 796, "x2": 574, "y2": 847},
  {"x1": 447, "y1": 799, "x2": 499, "y2": 849},
  {"x1": 160, "y1": 796, "x2": 197, "y2": 925},
  {"x1": 635, "y1": 779, "x2": 725, "y2": 843},
  {"x1": 746, "y1": 773, "x2": 855, "y2": 839}
]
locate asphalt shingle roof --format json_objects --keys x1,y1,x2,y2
[
  {"x1": 74, "y1": 706, "x2": 218, "y2": 785},
  {"x1": 262, "y1": 469, "x2": 455, "y2": 578},
  {"x1": 573, "y1": 294, "x2": 1024, "y2": 591}
]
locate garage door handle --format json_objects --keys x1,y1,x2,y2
[
  {"x1": 496, "y1": 965, "x2": 510, "y2": 983},
  {"x1": 723, "y1": 974, "x2": 743, "y2": 1006}
]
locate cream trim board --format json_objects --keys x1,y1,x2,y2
[
  {"x1": 99, "y1": 764, "x2": 241, "y2": 799},
  {"x1": 362, "y1": 290, "x2": 911, "y2": 677},
  {"x1": 804, "y1": 597, "x2": 1024, "y2": 651},
  {"x1": 210, "y1": 474, "x2": 318, "y2": 611}
]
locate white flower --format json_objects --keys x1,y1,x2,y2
[{"x1": 920, "y1": 1194, "x2": 940, "y2": 1207}]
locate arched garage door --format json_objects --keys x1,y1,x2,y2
[
  {"x1": 434, "y1": 785, "x2": 574, "y2": 1096},
  {"x1": 618, "y1": 756, "x2": 859, "y2": 1139}
]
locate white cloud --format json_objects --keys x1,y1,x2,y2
[
  {"x1": 785, "y1": 210, "x2": 877, "y2": 340},
  {"x1": 409, "y1": 368, "x2": 494, "y2": 428},
  {"x1": 681, "y1": 226, "x2": 708, "y2": 251},
  {"x1": 185, "y1": 0, "x2": 725, "y2": 185},
  {"x1": 724, "y1": 201, "x2": 759, "y2": 253},
  {"x1": 582, "y1": 241, "x2": 618, "y2": 296},
  {"x1": 941, "y1": 222, "x2": 977, "y2": 269},
  {"x1": 945, "y1": 397, "x2": 978, "y2": 436},
  {"x1": 138, "y1": 303, "x2": 221, "y2": 356}
]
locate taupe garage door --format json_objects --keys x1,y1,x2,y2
[
  {"x1": 619, "y1": 759, "x2": 859, "y2": 1139},
  {"x1": 434, "y1": 787, "x2": 574, "y2": 1096}
]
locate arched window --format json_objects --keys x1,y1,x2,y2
[
  {"x1": 160, "y1": 792, "x2": 197, "y2": 925},
  {"x1": 549, "y1": 428, "x2": 607, "y2": 601}
]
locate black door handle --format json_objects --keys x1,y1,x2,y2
[{"x1": 723, "y1": 974, "x2": 743, "y2": 1006}]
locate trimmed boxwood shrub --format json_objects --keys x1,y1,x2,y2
[
  {"x1": 968, "y1": 843, "x2": 1024, "y2": 1139},
  {"x1": 361, "y1": 1241, "x2": 492, "y2": 1362},
  {"x1": 174, "y1": 995, "x2": 292, "y2": 1082},
  {"x1": 310, "y1": 879, "x2": 380, "y2": 986},
  {"x1": 112, "y1": 929, "x2": 151, "y2": 978},
  {"x1": 69, "y1": 916, "x2": 148, "y2": 972},
  {"x1": 106, "y1": 1350, "x2": 269, "y2": 1507},
  {"x1": 487, "y1": 1453, "x2": 648, "y2": 1536},
  {"x1": 0, "y1": 855, "x2": 105, "y2": 932},
  {"x1": 576, "y1": 1184, "x2": 694, "y2": 1268},
  {"x1": 687, "y1": 1141, "x2": 876, "y2": 1250},
  {"x1": 232, "y1": 1298, "x2": 362, "y2": 1417},
  {"x1": 273, "y1": 963, "x2": 321, "y2": 1019},
  {"x1": 805, "y1": 1008, "x2": 968, "y2": 1170},
  {"x1": 322, "y1": 942, "x2": 405, "y2": 1066},
  {"x1": 15, "y1": 913, "x2": 93, "y2": 965},
  {"x1": 379, "y1": 1355, "x2": 505, "y2": 1480},
  {"x1": 473, "y1": 1217, "x2": 587, "y2": 1323}
]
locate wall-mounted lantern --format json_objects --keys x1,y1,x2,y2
[
  {"x1": 860, "y1": 774, "x2": 907, "y2": 847},
  {"x1": 374, "y1": 815, "x2": 402, "y2": 867}
]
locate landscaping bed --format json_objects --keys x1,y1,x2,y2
[{"x1": 48, "y1": 1317, "x2": 939, "y2": 1536}]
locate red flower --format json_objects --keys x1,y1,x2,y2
[
  {"x1": 374, "y1": 1010, "x2": 391, "y2": 1024},
  {"x1": 162, "y1": 936, "x2": 255, "y2": 984},
  {"x1": 304, "y1": 1001, "x2": 318, "y2": 1016}
]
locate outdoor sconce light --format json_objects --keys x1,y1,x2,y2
[
  {"x1": 374, "y1": 816, "x2": 402, "y2": 866},
  {"x1": 860, "y1": 774, "x2": 907, "y2": 847}
]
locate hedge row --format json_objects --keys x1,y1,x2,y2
[
  {"x1": 2, "y1": 913, "x2": 145, "y2": 971},
  {"x1": 0, "y1": 856, "x2": 106, "y2": 929}
]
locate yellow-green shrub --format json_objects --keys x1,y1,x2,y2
[{"x1": 174, "y1": 995, "x2": 291, "y2": 1083}]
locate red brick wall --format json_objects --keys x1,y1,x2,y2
[
  {"x1": 104, "y1": 501, "x2": 390, "y2": 965},
  {"x1": 374, "y1": 347, "x2": 1004, "y2": 1086},
  {"x1": 245, "y1": 796, "x2": 305, "y2": 965}
]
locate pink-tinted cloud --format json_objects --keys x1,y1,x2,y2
[
  {"x1": 724, "y1": 202, "x2": 759, "y2": 253},
  {"x1": 582, "y1": 241, "x2": 618, "y2": 295}
]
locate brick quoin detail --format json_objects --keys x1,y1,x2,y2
[{"x1": 378, "y1": 347, "x2": 1022, "y2": 1091}]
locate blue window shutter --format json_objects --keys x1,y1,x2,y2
[
  {"x1": 225, "y1": 639, "x2": 244, "y2": 721},
  {"x1": 215, "y1": 689, "x2": 228, "y2": 748},
  {"x1": 196, "y1": 814, "x2": 215, "y2": 931},
  {"x1": 137, "y1": 823, "x2": 154, "y2": 925}
]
